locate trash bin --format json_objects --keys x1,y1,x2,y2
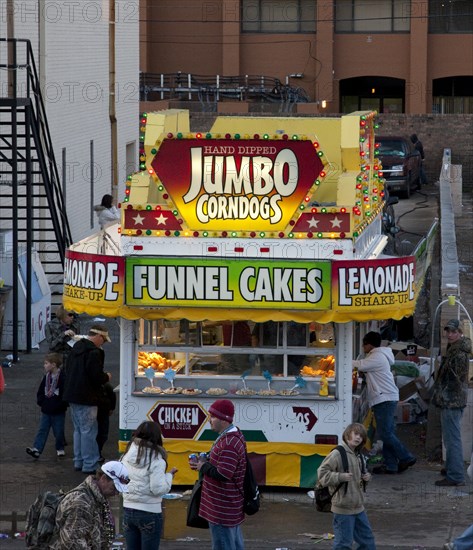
[{"x1": 0, "y1": 285, "x2": 12, "y2": 348}]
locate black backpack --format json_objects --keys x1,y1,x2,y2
[
  {"x1": 242, "y1": 456, "x2": 260, "y2": 515},
  {"x1": 314, "y1": 445, "x2": 349, "y2": 513}
]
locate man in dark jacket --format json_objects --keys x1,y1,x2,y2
[
  {"x1": 410, "y1": 133, "x2": 427, "y2": 187},
  {"x1": 63, "y1": 324, "x2": 111, "y2": 474},
  {"x1": 432, "y1": 319, "x2": 472, "y2": 486}
]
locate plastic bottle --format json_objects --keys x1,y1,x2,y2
[{"x1": 319, "y1": 375, "x2": 329, "y2": 396}]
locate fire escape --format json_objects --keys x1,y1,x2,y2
[{"x1": 0, "y1": 38, "x2": 72, "y2": 357}]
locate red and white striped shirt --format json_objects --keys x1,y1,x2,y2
[{"x1": 199, "y1": 427, "x2": 246, "y2": 527}]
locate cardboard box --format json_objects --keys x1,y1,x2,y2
[
  {"x1": 398, "y1": 379, "x2": 431, "y2": 403},
  {"x1": 399, "y1": 380, "x2": 418, "y2": 402},
  {"x1": 414, "y1": 379, "x2": 432, "y2": 402},
  {"x1": 393, "y1": 345, "x2": 430, "y2": 364},
  {"x1": 396, "y1": 402, "x2": 416, "y2": 424}
]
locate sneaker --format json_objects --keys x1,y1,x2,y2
[
  {"x1": 443, "y1": 543, "x2": 454, "y2": 550},
  {"x1": 435, "y1": 478, "x2": 465, "y2": 487},
  {"x1": 398, "y1": 457, "x2": 417, "y2": 473},
  {"x1": 57, "y1": 450, "x2": 65, "y2": 457},
  {"x1": 26, "y1": 447, "x2": 40, "y2": 459}
]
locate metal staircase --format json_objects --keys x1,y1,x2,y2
[{"x1": 0, "y1": 38, "x2": 72, "y2": 355}]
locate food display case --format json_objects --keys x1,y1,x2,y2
[
  {"x1": 133, "y1": 319, "x2": 337, "y2": 397},
  {"x1": 63, "y1": 109, "x2": 432, "y2": 487}
]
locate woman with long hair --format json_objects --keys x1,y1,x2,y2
[
  {"x1": 94, "y1": 193, "x2": 120, "y2": 229},
  {"x1": 122, "y1": 421, "x2": 178, "y2": 549}
]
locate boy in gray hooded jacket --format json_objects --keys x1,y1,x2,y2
[
  {"x1": 353, "y1": 331, "x2": 416, "y2": 474},
  {"x1": 318, "y1": 423, "x2": 376, "y2": 549}
]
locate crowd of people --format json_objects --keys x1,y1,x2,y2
[
  {"x1": 27, "y1": 310, "x2": 115, "y2": 472},
  {"x1": 21, "y1": 313, "x2": 472, "y2": 549}
]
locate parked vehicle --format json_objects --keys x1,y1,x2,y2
[
  {"x1": 382, "y1": 187, "x2": 399, "y2": 255},
  {"x1": 377, "y1": 136, "x2": 421, "y2": 199}
]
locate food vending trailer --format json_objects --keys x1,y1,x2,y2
[{"x1": 63, "y1": 109, "x2": 430, "y2": 488}]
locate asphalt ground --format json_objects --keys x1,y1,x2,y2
[{"x1": 1, "y1": 183, "x2": 472, "y2": 549}]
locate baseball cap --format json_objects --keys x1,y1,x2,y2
[
  {"x1": 90, "y1": 327, "x2": 112, "y2": 343},
  {"x1": 444, "y1": 319, "x2": 460, "y2": 331},
  {"x1": 101, "y1": 461, "x2": 130, "y2": 492}
]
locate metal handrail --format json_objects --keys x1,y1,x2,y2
[
  {"x1": 140, "y1": 72, "x2": 310, "y2": 104},
  {"x1": 0, "y1": 38, "x2": 73, "y2": 253}
]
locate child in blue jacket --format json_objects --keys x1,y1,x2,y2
[{"x1": 26, "y1": 352, "x2": 67, "y2": 458}]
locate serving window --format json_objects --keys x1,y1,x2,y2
[{"x1": 134, "y1": 319, "x2": 337, "y2": 396}]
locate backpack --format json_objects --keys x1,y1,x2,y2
[
  {"x1": 25, "y1": 490, "x2": 65, "y2": 549},
  {"x1": 25, "y1": 488, "x2": 82, "y2": 549},
  {"x1": 242, "y1": 456, "x2": 260, "y2": 515},
  {"x1": 314, "y1": 445, "x2": 349, "y2": 513}
]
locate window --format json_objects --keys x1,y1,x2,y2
[
  {"x1": 335, "y1": 0, "x2": 410, "y2": 32},
  {"x1": 135, "y1": 319, "x2": 336, "y2": 381},
  {"x1": 242, "y1": 0, "x2": 316, "y2": 33},
  {"x1": 429, "y1": 0, "x2": 473, "y2": 33}
]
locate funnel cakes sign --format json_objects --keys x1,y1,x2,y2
[{"x1": 151, "y1": 138, "x2": 324, "y2": 233}]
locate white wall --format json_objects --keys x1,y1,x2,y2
[{"x1": 4, "y1": 0, "x2": 139, "y2": 242}]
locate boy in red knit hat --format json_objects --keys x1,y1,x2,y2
[{"x1": 189, "y1": 399, "x2": 246, "y2": 549}]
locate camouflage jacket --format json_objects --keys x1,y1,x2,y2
[
  {"x1": 50, "y1": 476, "x2": 115, "y2": 550},
  {"x1": 431, "y1": 337, "x2": 472, "y2": 409}
]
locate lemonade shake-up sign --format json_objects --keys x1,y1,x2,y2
[
  {"x1": 152, "y1": 138, "x2": 324, "y2": 232},
  {"x1": 126, "y1": 257, "x2": 332, "y2": 309},
  {"x1": 333, "y1": 257, "x2": 416, "y2": 310}
]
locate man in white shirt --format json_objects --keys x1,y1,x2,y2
[{"x1": 353, "y1": 331, "x2": 416, "y2": 474}]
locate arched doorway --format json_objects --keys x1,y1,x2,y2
[
  {"x1": 432, "y1": 76, "x2": 473, "y2": 114},
  {"x1": 340, "y1": 76, "x2": 405, "y2": 113}
]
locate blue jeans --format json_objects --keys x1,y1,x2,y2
[
  {"x1": 441, "y1": 407, "x2": 465, "y2": 483},
  {"x1": 373, "y1": 401, "x2": 415, "y2": 472},
  {"x1": 70, "y1": 403, "x2": 99, "y2": 472},
  {"x1": 33, "y1": 412, "x2": 65, "y2": 452},
  {"x1": 333, "y1": 512, "x2": 376, "y2": 550},
  {"x1": 453, "y1": 523, "x2": 473, "y2": 550},
  {"x1": 123, "y1": 508, "x2": 163, "y2": 550},
  {"x1": 209, "y1": 522, "x2": 244, "y2": 550}
]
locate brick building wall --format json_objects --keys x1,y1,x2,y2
[{"x1": 376, "y1": 114, "x2": 473, "y2": 187}]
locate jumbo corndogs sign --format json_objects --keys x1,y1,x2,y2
[{"x1": 151, "y1": 138, "x2": 325, "y2": 232}]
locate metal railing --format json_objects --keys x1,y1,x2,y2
[
  {"x1": 0, "y1": 38, "x2": 72, "y2": 357},
  {"x1": 140, "y1": 72, "x2": 310, "y2": 111}
]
